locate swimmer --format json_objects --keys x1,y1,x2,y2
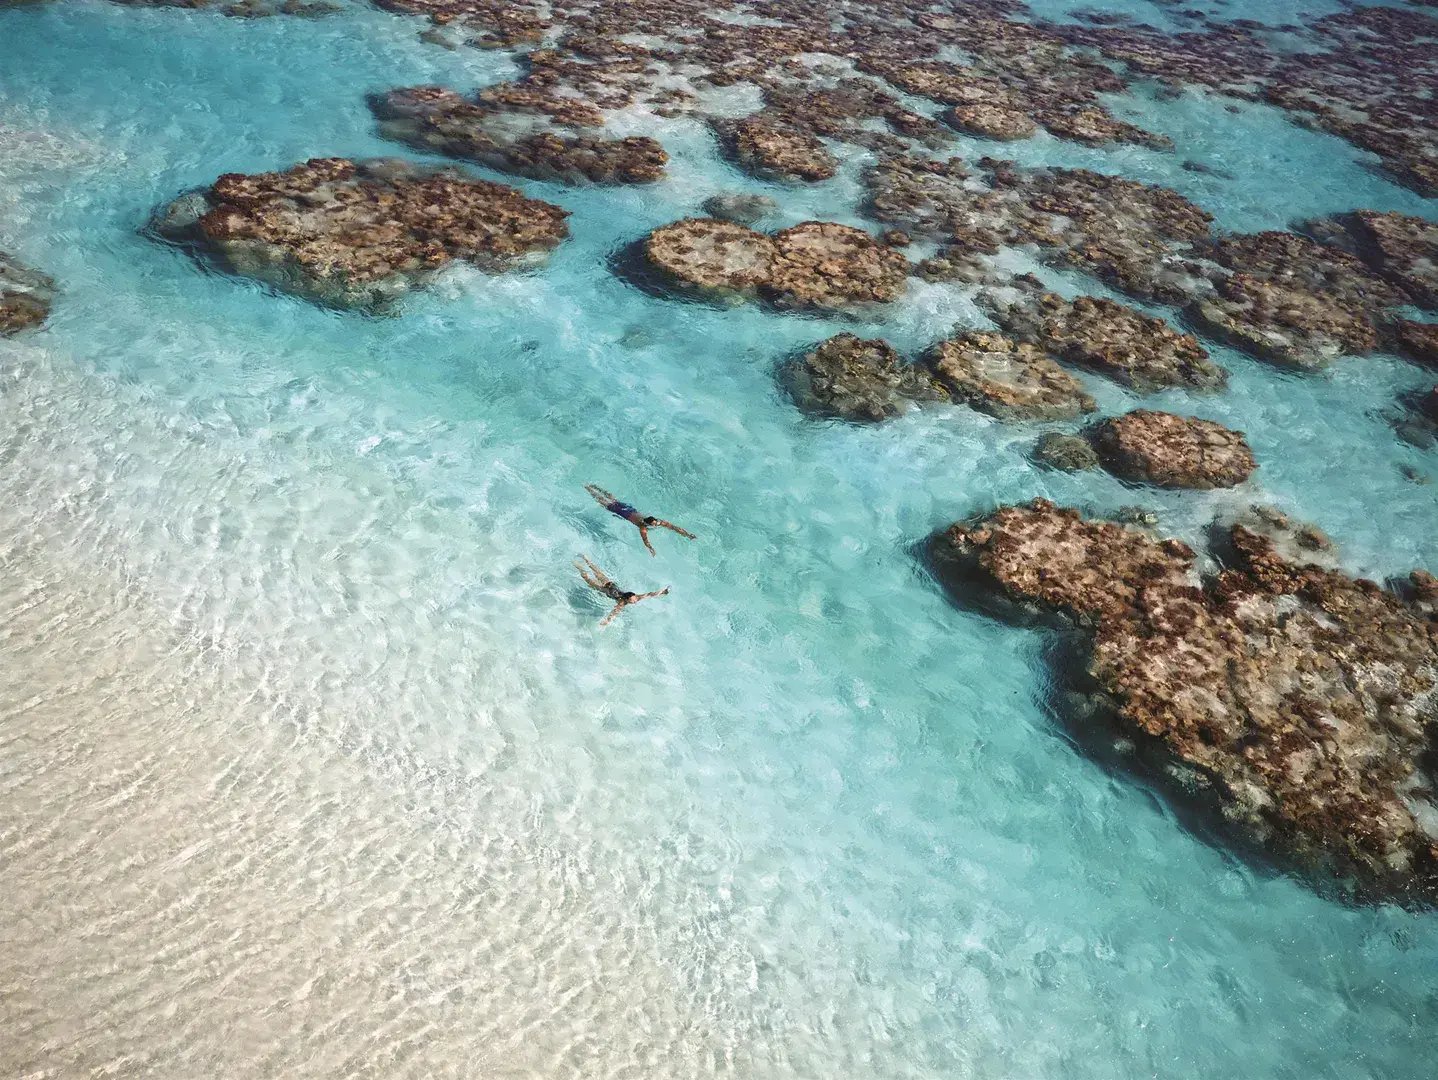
[
  {"x1": 574, "y1": 555, "x2": 670, "y2": 627},
  {"x1": 584, "y1": 484, "x2": 696, "y2": 556}
]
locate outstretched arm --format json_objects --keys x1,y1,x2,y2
[
  {"x1": 638, "y1": 526, "x2": 656, "y2": 556},
  {"x1": 652, "y1": 519, "x2": 696, "y2": 540},
  {"x1": 632, "y1": 586, "x2": 670, "y2": 603},
  {"x1": 599, "y1": 600, "x2": 628, "y2": 627}
]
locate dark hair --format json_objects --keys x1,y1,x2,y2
[{"x1": 642, "y1": 516, "x2": 660, "y2": 526}]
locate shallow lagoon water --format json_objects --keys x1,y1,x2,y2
[{"x1": 2, "y1": 3, "x2": 1437, "y2": 1078}]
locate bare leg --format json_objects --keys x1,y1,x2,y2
[
  {"x1": 576, "y1": 554, "x2": 612, "y2": 584},
  {"x1": 585, "y1": 484, "x2": 616, "y2": 507},
  {"x1": 573, "y1": 556, "x2": 609, "y2": 591}
]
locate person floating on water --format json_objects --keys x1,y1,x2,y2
[
  {"x1": 574, "y1": 555, "x2": 669, "y2": 627},
  {"x1": 584, "y1": 483, "x2": 696, "y2": 556}
]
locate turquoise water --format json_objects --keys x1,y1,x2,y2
[{"x1": 1, "y1": 3, "x2": 1436, "y2": 1078}]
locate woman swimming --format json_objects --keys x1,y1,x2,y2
[
  {"x1": 585, "y1": 484, "x2": 696, "y2": 556},
  {"x1": 574, "y1": 555, "x2": 670, "y2": 627}
]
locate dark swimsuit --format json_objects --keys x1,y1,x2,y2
[
  {"x1": 606, "y1": 500, "x2": 641, "y2": 523},
  {"x1": 601, "y1": 582, "x2": 634, "y2": 602}
]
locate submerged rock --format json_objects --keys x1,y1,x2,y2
[
  {"x1": 861, "y1": 50, "x2": 1168, "y2": 151},
  {"x1": 924, "y1": 331, "x2": 1097, "y2": 422},
  {"x1": 1301, "y1": 210, "x2": 1438, "y2": 311},
  {"x1": 1387, "y1": 320, "x2": 1438, "y2": 369},
  {"x1": 946, "y1": 103, "x2": 1037, "y2": 141},
  {"x1": 372, "y1": 0, "x2": 546, "y2": 48},
  {"x1": 932, "y1": 499, "x2": 1438, "y2": 903},
  {"x1": 641, "y1": 218, "x2": 777, "y2": 303},
  {"x1": 1032, "y1": 432, "x2": 1099, "y2": 471},
  {"x1": 0, "y1": 253, "x2": 55, "y2": 335},
  {"x1": 1394, "y1": 385, "x2": 1438, "y2": 448},
  {"x1": 983, "y1": 290, "x2": 1225, "y2": 392},
  {"x1": 766, "y1": 221, "x2": 909, "y2": 310},
  {"x1": 101, "y1": 0, "x2": 339, "y2": 15},
  {"x1": 370, "y1": 85, "x2": 667, "y2": 185},
  {"x1": 639, "y1": 218, "x2": 907, "y2": 312},
  {"x1": 715, "y1": 115, "x2": 837, "y2": 183},
  {"x1": 1182, "y1": 231, "x2": 1403, "y2": 370},
  {"x1": 701, "y1": 192, "x2": 778, "y2": 226},
  {"x1": 1088, "y1": 410, "x2": 1257, "y2": 489},
  {"x1": 862, "y1": 156, "x2": 1213, "y2": 303},
  {"x1": 783, "y1": 333, "x2": 947, "y2": 422},
  {"x1": 153, "y1": 157, "x2": 569, "y2": 309}
]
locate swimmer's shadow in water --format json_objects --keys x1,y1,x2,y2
[{"x1": 913, "y1": 524, "x2": 1409, "y2": 910}]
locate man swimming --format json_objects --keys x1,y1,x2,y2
[
  {"x1": 574, "y1": 555, "x2": 670, "y2": 627},
  {"x1": 584, "y1": 484, "x2": 696, "y2": 556}
]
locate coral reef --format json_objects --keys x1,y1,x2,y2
[
  {"x1": 783, "y1": 333, "x2": 947, "y2": 422},
  {"x1": 714, "y1": 115, "x2": 837, "y2": 183},
  {"x1": 1180, "y1": 231, "x2": 1404, "y2": 370},
  {"x1": 701, "y1": 193, "x2": 778, "y2": 226},
  {"x1": 983, "y1": 287, "x2": 1225, "y2": 392},
  {"x1": 933, "y1": 499, "x2": 1438, "y2": 902},
  {"x1": 1032, "y1": 432, "x2": 1099, "y2": 471},
  {"x1": 1301, "y1": 211, "x2": 1438, "y2": 311},
  {"x1": 1087, "y1": 410, "x2": 1257, "y2": 489},
  {"x1": 370, "y1": 85, "x2": 667, "y2": 185},
  {"x1": 0, "y1": 253, "x2": 55, "y2": 335},
  {"x1": 640, "y1": 218, "x2": 907, "y2": 312},
  {"x1": 924, "y1": 331, "x2": 1096, "y2": 422},
  {"x1": 152, "y1": 157, "x2": 569, "y2": 309}
]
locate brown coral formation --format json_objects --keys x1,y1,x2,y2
[
  {"x1": 863, "y1": 155, "x2": 1214, "y2": 302},
  {"x1": 1068, "y1": 6, "x2": 1438, "y2": 198},
  {"x1": 983, "y1": 289, "x2": 1225, "y2": 392},
  {"x1": 1032, "y1": 432, "x2": 1099, "y2": 472},
  {"x1": 783, "y1": 333, "x2": 947, "y2": 422},
  {"x1": 1301, "y1": 211, "x2": 1438, "y2": 312},
  {"x1": 641, "y1": 218, "x2": 777, "y2": 302},
  {"x1": 639, "y1": 218, "x2": 907, "y2": 312},
  {"x1": 373, "y1": 0, "x2": 546, "y2": 48},
  {"x1": 103, "y1": 0, "x2": 338, "y2": 16},
  {"x1": 360, "y1": 0, "x2": 1185, "y2": 172},
  {"x1": 715, "y1": 115, "x2": 837, "y2": 183},
  {"x1": 924, "y1": 331, "x2": 1096, "y2": 422},
  {"x1": 767, "y1": 222, "x2": 909, "y2": 310},
  {"x1": 370, "y1": 85, "x2": 667, "y2": 185},
  {"x1": 861, "y1": 152, "x2": 1429, "y2": 373},
  {"x1": 701, "y1": 192, "x2": 777, "y2": 226},
  {"x1": 1180, "y1": 231, "x2": 1405, "y2": 370},
  {"x1": 858, "y1": 40, "x2": 1171, "y2": 150},
  {"x1": 946, "y1": 104, "x2": 1037, "y2": 142},
  {"x1": 933, "y1": 499, "x2": 1438, "y2": 902},
  {"x1": 0, "y1": 253, "x2": 54, "y2": 335},
  {"x1": 1389, "y1": 321, "x2": 1438, "y2": 369},
  {"x1": 153, "y1": 158, "x2": 569, "y2": 309},
  {"x1": 1088, "y1": 410, "x2": 1257, "y2": 489},
  {"x1": 363, "y1": 0, "x2": 1436, "y2": 202}
]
